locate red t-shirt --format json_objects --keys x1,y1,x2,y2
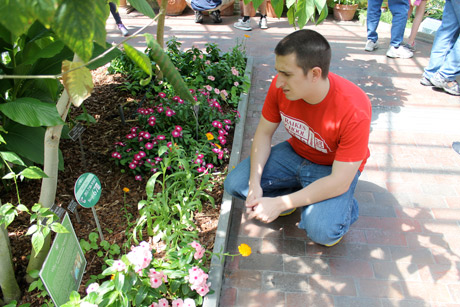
[{"x1": 262, "y1": 73, "x2": 371, "y2": 172}]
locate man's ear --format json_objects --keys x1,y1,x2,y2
[{"x1": 311, "y1": 67, "x2": 323, "y2": 81}]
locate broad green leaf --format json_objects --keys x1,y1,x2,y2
[
  {"x1": 146, "y1": 172, "x2": 162, "y2": 199},
  {"x1": 53, "y1": 0, "x2": 95, "y2": 62},
  {"x1": 21, "y1": 166, "x2": 49, "y2": 179},
  {"x1": 26, "y1": 224, "x2": 38, "y2": 236},
  {"x1": 16, "y1": 204, "x2": 29, "y2": 212},
  {"x1": 0, "y1": 151, "x2": 26, "y2": 166},
  {"x1": 50, "y1": 222, "x2": 69, "y2": 233},
  {"x1": 3, "y1": 124, "x2": 45, "y2": 165},
  {"x1": 123, "y1": 43, "x2": 152, "y2": 77},
  {"x1": 93, "y1": 0, "x2": 110, "y2": 47},
  {"x1": 144, "y1": 34, "x2": 196, "y2": 103},
  {"x1": 32, "y1": 231, "x2": 45, "y2": 253},
  {"x1": 0, "y1": 0, "x2": 35, "y2": 37},
  {"x1": 87, "y1": 42, "x2": 122, "y2": 70},
  {"x1": 0, "y1": 98, "x2": 65, "y2": 127},
  {"x1": 128, "y1": 0, "x2": 156, "y2": 19},
  {"x1": 23, "y1": 40, "x2": 65, "y2": 65},
  {"x1": 62, "y1": 60, "x2": 94, "y2": 107},
  {"x1": 271, "y1": 0, "x2": 284, "y2": 18},
  {"x1": 28, "y1": 0, "x2": 59, "y2": 28}
]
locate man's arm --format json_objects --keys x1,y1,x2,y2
[
  {"x1": 247, "y1": 159, "x2": 362, "y2": 223},
  {"x1": 247, "y1": 116, "x2": 280, "y2": 204}
]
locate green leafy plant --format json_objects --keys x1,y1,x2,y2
[{"x1": 27, "y1": 270, "x2": 53, "y2": 307}]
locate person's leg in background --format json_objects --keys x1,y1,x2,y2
[
  {"x1": 405, "y1": 0, "x2": 428, "y2": 51},
  {"x1": 385, "y1": 0, "x2": 413, "y2": 58},
  {"x1": 234, "y1": 0, "x2": 268, "y2": 31},
  {"x1": 109, "y1": 2, "x2": 130, "y2": 36},
  {"x1": 365, "y1": 0, "x2": 384, "y2": 51},
  {"x1": 421, "y1": 0, "x2": 460, "y2": 95}
]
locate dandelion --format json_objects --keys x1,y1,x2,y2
[
  {"x1": 238, "y1": 243, "x2": 252, "y2": 257},
  {"x1": 244, "y1": 34, "x2": 250, "y2": 38},
  {"x1": 123, "y1": 187, "x2": 130, "y2": 193},
  {"x1": 207, "y1": 75, "x2": 215, "y2": 81},
  {"x1": 206, "y1": 132, "x2": 214, "y2": 140},
  {"x1": 86, "y1": 282, "x2": 99, "y2": 294}
]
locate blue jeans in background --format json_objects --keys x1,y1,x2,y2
[
  {"x1": 423, "y1": 0, "x2": 460, "y2": 81},
  {"x1": 367, "y1": 0, "x2": 409, "y2": 47},
  {"x1": 224, "y1": 141, "x2": 360, "y2": 246}
]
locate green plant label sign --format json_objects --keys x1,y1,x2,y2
[
  {"x1": 40, "y1": 212, "x2": 87, "y2": 306},
  {"x1": 74, "y1": 172, "x2": 101, "y2": 208}
]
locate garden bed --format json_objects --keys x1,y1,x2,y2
[{"x1": 3, "y1": 53, "x2": 252, "y2": 306}]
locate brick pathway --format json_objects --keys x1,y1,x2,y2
[{"x1": 109, "y1": 8, "x2": 460, "y2": 306}]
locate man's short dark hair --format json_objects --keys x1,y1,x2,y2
[{"x1": 275, "y1": 29, "x2": 331, "y2": 79}]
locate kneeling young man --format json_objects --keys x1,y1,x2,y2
[{"x1": 224, "y1": 30, "x2": 371, "y2": 246}]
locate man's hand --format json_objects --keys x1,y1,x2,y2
[{"x1": 246, "y1": 196, "x2": 284, "y2": 223}]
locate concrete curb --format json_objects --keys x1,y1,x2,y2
[{"x1": 202, "y1": 56, "x2": 253, "y2": 307}]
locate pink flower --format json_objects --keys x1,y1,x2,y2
[
  {"x1": 221, "y1": 89, "x2": 228, "y2": 97},
  {"x1": 113, "y1": 260, "x2": 126, "y2": 272},
  {"x1": 223, "y1": 119, "x2": 232, "y2": 124},
  {"x1": 214, "y1": 88, "x2": 220, "y2": 95},
  {"x1": 157, "y1": 107, "x2": 164, "y2": 113},
  {"x1": 175, "y1": 125, "x2": 183, "y2": 132},
  {"x1": 139, "y1": 151, "x2": 146, "y2": 158},
  {"x1": 115, "y1": 142, "x2": 126, "y2": 146},
  {"x1": 194, "y1": 247, "x2": 205, "y2": 260},
  {"x1": 111, "y1": 152, "x2": 121, "y2": 159},
  {"x1": 234, "y1": 81, "x2": 239, "y2": 87},
  {"x1": 231, "y1": 67, "x2": 239, "y2": 76},
  {"x1": 205, "y1": 60, "x2": 211, "y2": 65},
  {"x1": 166, "y1": 109, "x2": 175, "y2": 117},
  {"x1": 154, "y1": 157, "x2": 162, "y2": 163},
  {"x1": 86, "y1": 282, "x2": 99, "y2": 294},
  {"x1": 197, "y1": 167, "x2": 206, "y2": 173},
  {"x1": 172, "y1": 130, "x2": 181, "y2": 138},
  {"x1": 159, "y1": 92, "x2": 166, "y2": 98},
  {"x1": 199, "y1": 54, "x2": 203, "y2": 59},
  {"x1": 218, "y1": 152, "x2": 223, "y2": 160},
  {"x1": 129, "y1": 163, "x2": 137, "y2": 169},
  {"x1": 190, "y1": 241, "x2": 201, "y2": 249},
  {"x1": 172, "y1": 96, "x2": 180, "y2": 101},
  {"x1": 145, "y1": 142, "x2": 154, "y2": 150},
  {"x1": 195, "y1": 283, "x2": 210, "y2": 296},
  {"x1": 157, "y1": 135, "x2": 166, "y2": 140},
  {"x1": 134, "y1": 154, "x2": 142, "y2": 160},
  {"x1": 149, "y1": 120, "x2": 156, "y2": 127},
  {"x1": 196, "y1": 153, "x2": 204, "y2": 159},
  {"x1": 183, "y1": 299, "x2": 196, "y2": 307},
  {"x1": 207, "y1": 75, "x2": 215, "y2": 81},
  {"x1": 194, "y1": 158, "x2": 203, "y2": 164},
  {"x1": 148, "y1": 269, "x2": 168, "y2": 288},
  {"x1": 143, "y1": 132, "x2": 151, "y2": 139},
  {"x1": 135, "y1": 175, "x2": 142, "y2": 181},
  {"x1": 127, "y1": 242, "x2": 152, "y2": 273},
  {"x1": 131, "y1": 127, "x2": 139, "y2": 133},
  {"x1": 206, "y1": 163, "x2": 214, "y2": 169},
  {"x1": 172, "y1": 299, "x2": 183, "y2": 307},
  {"x1": 205, "y1": 85, "x2": 212, "y2": 92},
  {"x1": 158, "y1": 299, "x2": 169, "y2": 307},
  {"x1": 178, "y1": 98, "x2": 184, "y2": 104},
  {"x1": 150, "y1": 304, "x2": 159, "y2": 307},
  {"x1": 225, "y1": 125, "x2": 231, "y2": 131},
  {"x1": 218, "y1": 129, "x2": 227, "y2": 136},
  {"x1": 149, "y1": 115, "x2": 156, "y2": 122}
]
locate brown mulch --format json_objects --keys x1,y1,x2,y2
[{"x1": 2, "y1": 66, "x2": 227, "y2": 306}]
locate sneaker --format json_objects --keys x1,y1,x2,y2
[
  {"x1": 234, "y1": 19, "x2": 252, "y2": 31},
  {"x1": 420, "y1": 76, "x2": 433, "y2": 86},
  {"x1": 210, "y1": 10, "x2": 222, "y2": 23},
  {"x1": 259, "y1": 16, "x2": 268, "y2": 29},
  {"x1": 430, "y1": 72, "x2": 460, "y2": 96},
  {"x1": 386, "y1": 45, "x2": 413, "y2": 59},
  {"x1": 117, "y1": 24, "x2": 129, "y2": 37},
  {"x1": 402, "y1": 42, "x2": 416, "y2": 52},
  {"x1": 364, "y1": 40, "x2": 378, "y2": 52},
  {"x1": 195, "y1": 11, "x2": 203, "y2": 23},
  {"x1": 325, "y1": 236, "x2": 343, "y2": 247},
  {"x1": 453, "y1": 142, "x2": 460, "y2": 155}
]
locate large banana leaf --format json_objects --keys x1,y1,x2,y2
[{"x1": 0, "y1": 98, "x2": 65, "y2": 127}]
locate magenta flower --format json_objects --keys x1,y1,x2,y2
[
  {"x1": 151, "y1": 168, "x2": 158, "y2": 173},
  {"x1": 129, "y1": 163, "x2": 137, "y2": 169},
  {"x1": 157, "y1": 107, "x2": 164, "y2": 113},
  {"x1": 189, "y1": 88, "x2": 195, "y2": 94},
  {"x1": 223, "y1": 119, "x2": 232, "y2": 124},
  {"x1": 206, "y1": 163, "x2": 214, "y2": 169},
  {"x1": 114, "y1": 142, "x2": 126, "y2": 147},
  {"x1": 157, "y1": 135, "x2": 165, "y2": 140},
  {"x1": 143, "y1": 132, "x2": 151, "y2": 139},
  {"x1": 154, "y1": 157, "x2": 163, "y2": 163},
  {"x1": 166, "y1": 109, "x2": 175, "y2": 117},
  {"x1": 145, "y1": 142, "x2": 154, "y2": 150},
  {"x1": 212, "y1": 148, "x2": 221, "y2": 154},
  {"x1": 212, "y1": 120, "x2": 222, "y2": 128},
  {"x1": 111, "y1": 152, "x2": 121, "y2": 159},
  {"x1": 148, "y1": 120, "x2": 156, "y2": 127},
  {"x1": 131, "y1": 127, "x2": 138, "y2": 133},
  {"x1": 178, "y1": 98, "x2": 184, "y2": 104},
  {"x1": 197, "y1": 167, "x2": 206, "y2": 173},
  {"x1": 158, "y1": 92, "x2": 166, "y2": 98},
  {"x1": 225, "y1": 124, "x2": 231, "y2": 131},
  {"x1": 134, "y1": 154, "x2": 142, "y2": 160},
  {"x1": 126, "y1": 134, "x2": 134, "y2": 139},
  {"x1": 135, "y1": 175, "x2": 142, "y2": 181},
  {"x1": 195, "y1": 158, "x2": 203, "y2": 164},
  {"x1": 196, "y1": 153, "x2": 204, "y2": 159},
  {"x1": 218, "y1": 152, "x2": 223, "y2": 159},
  {"x1": 175, "y1": 125, "x2": 183, "y2": 132},
  {"x1": 139, "y1": 151, "x2": 146, "y2": 158},
  {"x1": 171, "y1": 130, "x2": 181, "y2": 138}
]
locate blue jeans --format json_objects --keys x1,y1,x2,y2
[
  {"x1": 367, "y1": 0, "x2": 409, "y2": 47},
  {"x1": 423, "y1": 0, "x2": 460, "y2": 81},
  {"x1": 224, "y1": 141, "x2": 360, "y2": 245}
]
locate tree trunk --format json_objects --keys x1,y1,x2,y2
[
  {"x1": 0, "y1": 223, "x2": 21, "y2": 303},
  {"x1": 25, "y1": 88, "x2": 72, "y2": 283},
  {"x1": 156, "y1": 0, "x2": 167, "y2": 48}
]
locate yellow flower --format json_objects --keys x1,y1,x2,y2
[
  {"x1": 238, "y1": 243, "x2": 252, "y2": 257},
  {"x1": 111, "y1": 274, "x2": 115, "y2": 280},
  {"x1": 215, "y1": 143, "x2": 221, "y2": 149},
  {"x1": 244, "y1": 34, "x2": 251, "y2": 38},
  {"x1": 123, "y1": 187, "x2": 130, "y2": 193},
  {"x1": 206, "y1": 132, "x2": 214, "y2": 140}
]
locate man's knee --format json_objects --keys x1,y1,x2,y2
[
  {"x1": 301, "y1": 220, "x2": 344, "y2": 246},
  {"x1": 223, "y1": 168, "x2": 246, "y2": 199}
]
